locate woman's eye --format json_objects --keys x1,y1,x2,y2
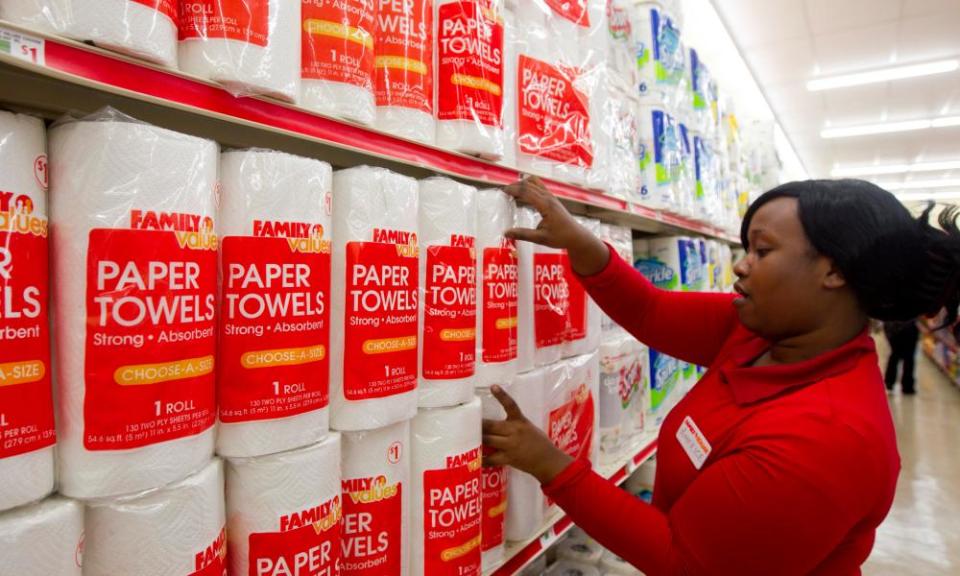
[{"x1": 754, "y1": 248, "x2": 771, "y2": 257}]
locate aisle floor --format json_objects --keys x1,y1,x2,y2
[{"x1": 864, "y1": 342, "x2": 960, "y2": 575}]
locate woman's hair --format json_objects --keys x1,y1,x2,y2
[{"x1": 741, "y1": 179, "x2": 960, "y2": 334}]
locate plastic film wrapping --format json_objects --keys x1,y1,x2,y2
[{"x1": 0, "y1": 497, "x2": 83, "y2": 576}]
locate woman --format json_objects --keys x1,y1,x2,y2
[{"x1": 483, "y1": 178, "x2": 960, "y2": 575}]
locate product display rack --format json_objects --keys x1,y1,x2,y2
[
  {"x1": 918, "y1": 321, "x2": 960, "y2": 388},
  {"x1": 0, "y1": 21, "x2": 738, "y2": 244}
]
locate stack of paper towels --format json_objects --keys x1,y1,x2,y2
[
  {"x1": 504, "y1": 368, "x2": 547, "y2": 542},
  {"x1": 0, "y1": 497, "x2": 83, "y2": 575}
]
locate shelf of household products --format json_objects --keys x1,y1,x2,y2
[
  {"x1": 919, "y1": 320, "x2": 960, "y2": 388},
  {"x1": 0, "y1": 4, "x2": 758, "y2": 244},
  {"x1": 486, "y1": 433, "x2": 658, "y2": 576}
]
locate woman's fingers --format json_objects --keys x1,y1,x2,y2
[
  {"x1": 504, "y1": 176, "x2": 553, "y2": 213},
  {"x1": 504, "y1": 226, "x2": 551, "y2": 246},
  {"x1": 491, "y1": 385, "x2": 526, "y2": 420},
  {"x1": 483, "y1": 451, "x2": 510, "y2": 467}
]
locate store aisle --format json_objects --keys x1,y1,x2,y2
[{"x1": 865, "y1": 346, "x2": 960, "y2": 575}]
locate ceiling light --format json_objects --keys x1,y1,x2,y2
[
  {"x1": 895, "y1": 190, "x2": 960, "y2": 202},
  {"x1": 807, "y1": 59, "x2": 959, "y2": 91},
  {"x1": 821, "y1": 119, "x2": 933, "y2": 139},
  {"x1": 831, "y1": 159, "x2": 960, "y2": 177},
  {"x1": 932, "y1": 116, "x2": 960, "y2": 128},
  {"x1": 877, "y1": 178, "x2": 960, "y2": 191}
]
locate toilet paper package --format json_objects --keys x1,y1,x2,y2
[
  {"x1": 676, "y1": 122, "x2": 697, "y2": 218},
  {"x1": 411, "y1": 396, "x2": 483, "y2": 576},
  {"x1": 0, "y1": 0, "x2": 178, "y2": 67},
  {"x1": 544, "y1": 559, "x2": 601, "y2": 576},
  {"x1": 49, "y1": 110, "x2": 218, "y2": 498},
  {"x1": 0, "y1": 111, "x2": 55, "y2": 512},
  {"x1": 300, "y1": 0, "x2": 377, "y2": 125},
  {"x1": 435, "y1": 0, "x2": 506, "y2": 159},
  {"x1": 637, "y1": 236, "x2": 682, "y2": 291},
  {"x1": 598, "y1": 223, "x2": 633, "y2": 340},
  {"x1": 563, "y1": 216, "x2": 601, "y2": 358},
  {"x1": 226, "y1": 434, "x2": 342, "y2": 576},
  {"x1": 478, "y1": 386, "x2": 511, "y2": 569},
  {"x1": 598, "y1": 338, "x2": 630, "y2": 461},
  {"x1": 330, "y1": 167, "x2": 419, "y2": 431},
  {"x1": 515, "y1": 206, "x2": 536, "y2": 373},
  {"x1": 556, "y1": 534, "x2": 603, "y2": 565},
  {"x1": 638, "y1": 104, "x2": 681, "y2": 210},
  {"x1": 601, "y1": 549, "x2": 642, "y2": 575},
  {"x1": 178, "y1": 0, "x2": 300, "y2": 101},
  {"x1": 475, "y1": 189, "x2": 518, "y2": 387},
  {"x1": 504, "y1": 367, "x2": 547, "y2": 541},
  {"x1": 418, "y1": 177, "x2": 478, "y2": 408},
  {"x1": 83, "y1": 459, "x2": 226, "y2": 576},
  {"x1": 341, "y1": 421, "x2": 410, "y2": 576},
  {"x1": 547, "y1": 352, "x2": 600, "y2": 465},
  {"x1": 374, "y1": 0, "x2": 435, "y2": 144},
  {"x1": 217, "y1": 150, "x2": 334, "y2": 458},
  {"x1": 633, "y1": 4, "x2": 685, "y2": 105},
  {"x1": 648, "y1": 348, "x2": 679, "y2": 428},
  {"x1": 0, "y1": 497, "x2": 83, "y2": 576}
]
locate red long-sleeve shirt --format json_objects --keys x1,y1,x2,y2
[{"x1": 543, "y1": 248, "x2": 900, "y2": 575}]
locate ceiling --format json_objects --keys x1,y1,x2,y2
[{"x1": 712, "y1": 0, "x2": 960, "y2": 190}]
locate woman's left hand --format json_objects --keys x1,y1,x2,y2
[{"x1": 482, "y1": 385, "x2": 574, "y2": 485}]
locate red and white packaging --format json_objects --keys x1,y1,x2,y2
[
  {"x1": 374, "y1": 0, "x2": 436, "y2": 144},
  {"x1": 503, "y1": 367, "x2": 547, "y2": 542},
  {"x1": 411, "y1": 396, "x2": 482, "y2": 576},
  {"x1": 496, "y1": 5, "x2": 516, "y2": 169},
  {"x1": 435, "y1": 0, "x2": 505, "y2": 159},
  {"x1": 330, "y1": 167, "x2": 419, "y2": 431},
  {"x1": 217, "y1": 149, "x2": 334, "y2": 458},
  {"x1": 598, "y1": 337, "x2": 630, "y2": 462},
  {"x1": 0, "y1": 497, "x2": 84, "y2": 576},
  {"x1": 418, "y1": 177, "x2": 477, "y2": 407},
  {"x1": 50, "y1": 110, "x2": 218, "y2": 499},
  {"x1": 510, "y1": 2, "x2": 555, "y2": 178},
  {"x1": 532, "y1": 243, "x2": 568, "y2": 367},
  {"x1": 0, "y1": 110, "x2": 55, "y2": 512},
  {"x1": 477, "y1": 387, "x2": 510, "y2": 568},
  {"x1": 475, "y1": 189, "x2": 517, "y2": 388},
  {"x1": 178, "y1": 0, "x2": 300, "y2": 101},
  {"x1": 341, "y1": 420, "x2": 410, "y2": 576},
  {"x1": 226, "y1": 433, "x2": 342, "y2": 576},
  {"x1": 83, "y1": 459, "x2": 226, "y2": 576},
  {"x1": 514, "y1": 206, "x2": 539, "y2": 372},
  {"x1": 300, "y1": 0, "x2": 377, "y2": 125},
  {"x1": 547, "y1": 352, "x2": 600, "y2": 466},
  {"x1": 563, "y1": 216, "x2": 601, "y2": 358}
]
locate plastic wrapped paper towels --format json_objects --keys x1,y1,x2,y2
[
  {"x1": 341, "y1": 420, "x2": 411, "y2": 576},
  {"x1": 226, "y1": 434, "x2": 342, "y2": 576},
  {"x1": 411, "y1": 396, "x2": 483, "y2": 576},
  {"x1": 83, "y1": 459, "x2": 226, "y2": 576},
  {"x1": 544, "y1": 560, "x2": 602, "y2": 576},
  {"x1": 0, "y1": 0, "x2": 178, "y2": 67},
  {"x1": 496, "y1": 6, "x2": 517, "y2": 169},
  {"x1": 563, "y1": 216, "x2": 601, "y2": 358},
  {"x1": 599, "y1": 223, "x2": 633, "y2": 340},
  {"x1": 178, "y1": 0, "x2": 300, "y2": 101},
  {"x1": 478, "y1": 386, "x2": 511, "y2": 569},
  {"x1": 331, "y1": 167, "x2": 419, "y2": 431},
  {"x1": 504, "y1": 367, "x2": 546, "y2": 542},
  {"x1": 49, "y1": 111, "x2": 217, "y2": 499},
  {"x1": 547, "y1": 352, "x2": 600, "y2": 466},
  {"x1": 217, "y1": 149, "x2": 333, "y2": 458},
  {"x1": 0, "y1": 111, "x2": 55, "y2": 512},
  {"x1": 418, "y1": 177, "x2": 477, "y2": 407},
  {"x1": 0, "y1": 497, "x2": 83, "y2": 576}
]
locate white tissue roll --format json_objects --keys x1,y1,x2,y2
[
  {"x1": 478, "y1": 387, "x2": 511, "y2": 569},
  {"x1": 0, "y1": 497, "x2": 83, "y2": 576},
  {"x1": 216, "y1": 149, "x2": 333, "y2": 458},
  {"x1": 178, "y1": 0, "x2": 300, "y2": 101},
  {"x1": 411, "y1": 397, "x2": 483, "y2": 576},
  {"x1": 0, "y1": 110, "x2": 55, "y2": 512},
  {"x1": 515, "y1": 206, "x2": 537, "y2": 373},
  {"x1": 330, "y1": 167, "x2": 420, "y2": 431},
  {"x1": 475, "y1": 189, "x2": 518, "y2": 387},
  {"x1": 341, "y1": 421, "x2": 411, "y2": 576},
  {"x1": 49, "y1": 116, "x2": 218, "y2": 499},
  {"x1": 83, "y1": 459, "x2": 227, "y2": 576},
  {"x1": 226, "y1": 434, "x2": 342, "y2": 576},
  {"x1": 505, "y1": 367, "x2": 546, "y2": 541},
  {"x1": 418, "y1": 177, "x2": 478, "y2": 407},
  {"x1": 532, "y1": 243, "x2": 565, "y2": 367},
  {"x1": 556, "y1": 534, "x2": 604, "y2": 565}
]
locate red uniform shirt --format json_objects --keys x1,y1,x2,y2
[{"x1": 542, "y1": 248, "x2": 900, "y2": 575}]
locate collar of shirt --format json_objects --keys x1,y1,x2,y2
[{"x1": 719, "y1": 328, "x2": 876, "y2": 406}]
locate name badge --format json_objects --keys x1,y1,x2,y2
[{"x1": 676, "y1": 416, "x2": 712, "y2": 470}]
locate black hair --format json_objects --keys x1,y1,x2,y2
[{"x1": 741, "y1": 179, "x2": 960, "y2": 336}]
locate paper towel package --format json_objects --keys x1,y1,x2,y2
[
  {"x1": 226, "y1": 434, "x2": 342, "y2": 576},
  {"x1": 475, "y1": 189, "x2": 518, "y2": 388},
  {"x1": 478, "y1": 386, "x2": 511, "y2": 569},
  {"x1": 49, "y1": 111, "x2": 218, "y2": 499},
  {"x1": 531, "y1": 232, "x2": 567, "y2": 367},
  {"x1": 598, "y1": 223, "x2": 633, "y2": 340},
  {"x1": 496, "y1": 6, "x2": 517, "y2": 169},
  {"x1": 563, "y1": 216, "x2": 601, "y2": 358},
  {"x1": 547, "y1": 353, "x2": 600, "y2": 466},
  {"x1": 0, "y1": 497, "x2": 83, "y2": 576},
  {"x1": 515, "y1": 206, "x2": 536, "y2": 373},
  {"x1": 557, "y1": 534, "x2": 604, "y2": 565},
  {"x1": 374, "y1": 0, "x2": 435, "y2": 144},
  {"x1": 330, "y1": 167, "x2": 419, "y2": 431},
  {"x1": 0, "y1": 111, "x2": 55, "y2": 512},
  {"x1": 216, "y1": 149, "x2": 333, "y2": 458},
  {"x1": 83, "y1": 459, "x2": 226, "y2": 576},
  {"x1": 411, "y1": 396, "x2": 483, "y2": 576},
  {"x1": 512, "y1": 8, "x2": 559, "y2": 179},
  {"x1": 178, "y1": 0, "x2": 300, "y2": 101},
  {"x1": 418, "y1": 177, "x2": 478, "y2": 407},
  {"x1": 504, "y1": 367, "x2": 546, "y2": 542},
  {"x1": 623, "y1": 338, "x2": 649, "y2": 436},
  {"x1": 599, "y1": 337, "x2": 639, "y2": 461},
  {"x1": 435, "y1": 0, "x2": 505, "y2": 159},
  {"x1": 0, "y1": 0, "x2": 178, "y2": 67},
  {"x1": 544, "y1": 559, "x2": 602, "y2": 576},
  {"x1": 341, "y1": 421, "x2": 411, "y2": 576}
]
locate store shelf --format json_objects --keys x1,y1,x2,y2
[
  {"x1": 485, "y1": 433, "x2": 659, "y2": 576},
  {"x1": 0, "y1": 22, "x2": 738, "y2": 244}
]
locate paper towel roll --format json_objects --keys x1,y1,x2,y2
[
  {"x1": 0, "y1": 0, "x2": 178, "y2": 66},
  {"x1": 563, "y1": 216, "x2": 601, "y2": 358},
  {"x1": 547, "y1": 353, "x2": 600, "y2": 465},
  {"x1": 475, "y1": 189, "x2": 518, "y2": 388},
  {"x1": 226, "y1": 434, "x2": 342, "y2": 576},
  {"x1": 300, "y1": 0, "x2": 376, "y2": 125},
  {"x1": 341, "y1": 421, "x2": 411, "y2": 576},
  {"x1": 599, "y1": 224, "x2": 633, "y2": 340},
  {"x1": 513, "y1": 8, "x2": 558, "y2": 179},
  {"x1": 411, "y1": 396, "x2": 483, "y2": 576},
  {"x1": 417, "y1": 177, "x2": 477, "y2": 407},
  {"x1": 49, "y1": 112, "x2": 218, "y2": 498},
  {"x1": 544, "y1": 559, "x2": 602, "y2": 576},
  {"x1": 178, "y1": 0, "x2": 300, "y2": 101},
  {"x1": 504, "y1": 367, "x2": 546, "y2": 542},
  {"x1": 620, "y1": 338, "x2": 648, "y2": 437},
  {"x1": 601, "y1": 549, "x2": 642, "y2": 575},
  {"x1": 598, "y1": 338, "x2": 630, "y2": 462},
  {"x1": 515, "y1": 206, "x2": 535, "y2": 373},
  {"x1": 496, "y1": 6, "x2": 517, "y2": 170},
  {"x1": 478, "y1": 386, "x2": 510, "y2": 569},
  {"x1": 0, "y1": 110, "x2": 55, "y2": 512},
  {"x1": 556, "y1": 535, "x2": 604, "y2": 565},
  {"x1": 0, "y1": 497, "x2": 83, "y2": 576},
  {"x1": 330, "y1": 167, "x2": 419, "y2": 431},
  {"x1": 83, "y1": 458, "x2": 226, "y2": 576},
  {"x1": 532, "y1": 242, "x2": 566, "y2": 367}
]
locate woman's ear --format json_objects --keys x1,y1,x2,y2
[{"x1": 823, "y1": 259, "x2": 848, "y2": 290}]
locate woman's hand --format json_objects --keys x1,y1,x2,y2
[
  {"x1": 482, "y1": 385, "x2": 573, "y2": 485},
  {"x1": 504, "y1": 176, "x2": 610, "y2": 276}
]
